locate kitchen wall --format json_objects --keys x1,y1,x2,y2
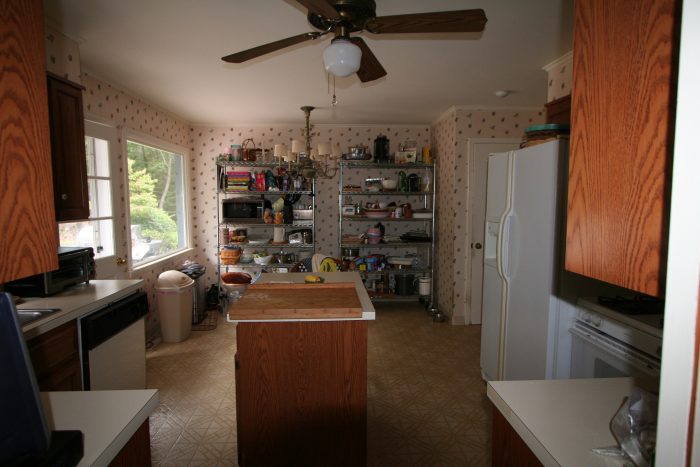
[
  {"x1": 431, "y1": 107, "x2": 545, "y2": 323},
  {"x1": 44, "y1": 26, "x2": 81, "y2": 83},
  {"x1": 543, "y1": 51, "x2": 573, "y2": 102}
]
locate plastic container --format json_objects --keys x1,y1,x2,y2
[{"x1": 156, "y1": 270, "x2": 194, "y2": 343}]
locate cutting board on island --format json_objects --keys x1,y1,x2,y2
[{"x1": 229, "y1": 282, "x2": 363, "y2": 320}]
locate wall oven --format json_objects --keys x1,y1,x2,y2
[{"x1": 570, "y1": 298, "x2": 662, "y2": 384}]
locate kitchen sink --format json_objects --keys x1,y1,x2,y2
[{"x1": 16, "y1": 308, "x2": 61, "y2": 327}]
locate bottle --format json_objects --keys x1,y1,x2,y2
[{"x1": 421, "y1": 172, "x2": 432, "y2": 192}]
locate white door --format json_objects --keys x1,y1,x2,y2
[
  {"x1": 58, "y1": 120, "x2": 128, "y2": 279},
  {"x1": 467, "y1": 139, "x2": 519, "y2": 324}
]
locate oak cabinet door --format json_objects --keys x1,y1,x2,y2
[{"x1": 566, "y1": 0, "x2": 679, "y2": 297}]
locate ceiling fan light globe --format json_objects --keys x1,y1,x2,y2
[{"x1": 323, "y1": 39, "x2": 362, "y2": 77}]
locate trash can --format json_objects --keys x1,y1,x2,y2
[
  {"x1": 178, "y1": 261, "x2": 206, "y2": 324},
  {"x1": 156, "y1": 270, "x2": 194, "y2": 343}
]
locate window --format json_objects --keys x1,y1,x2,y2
[
  {"x1": 59, "y1": 130, "x2": 115, "y2": 258},
  {"x1": 126, "y1": 138, "x2": 189, "y2": 266}
]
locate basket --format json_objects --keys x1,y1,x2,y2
[{"x1": 220, "y1": 248, "x2": 241, "y2": 265}]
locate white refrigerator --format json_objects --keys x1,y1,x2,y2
[{"x1": 479, "y1": 140, "x2": 567, "y2": 381}]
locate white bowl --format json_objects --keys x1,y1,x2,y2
[
  {"x1": 254, "y1": 255, "x2": 273, "y2": 265},
  {"x1": 381, "y1": 179, "x2": 397, "y2": 190}
]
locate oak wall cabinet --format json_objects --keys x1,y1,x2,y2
[
  {"x1": 565, "y1": 0, "x2": 680, "y2": 297},
  {"x1": 47, "y1": 73, "x2": 90, "y2": 221},
  {"x1": 0, "y1": 0, "x2": 59, "y2": 283}
]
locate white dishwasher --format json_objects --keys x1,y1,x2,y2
[{"x1": 79, "y1": 291, "x2": 149, "y2": 390}]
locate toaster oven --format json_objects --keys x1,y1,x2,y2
[{"x1": 5, "y1": 247, "x2": 95, "y2": 297}]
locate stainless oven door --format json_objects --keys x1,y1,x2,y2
[{"x1": 570, "y1": 321, "x2": 660, "y2": 381}]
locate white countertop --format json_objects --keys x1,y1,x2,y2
[
  {"x1": 41, "y1": 389, "x2": 158, "y2": 467},
  {"x1": 19, "y1": 280, "x2": 144, "y2": 339},
  {"x1": 487, "y1": 378, "x2": 634, "y2": 467},
  {"x1": 228, "y1": 272, "x2": 376, "y2": 322}
]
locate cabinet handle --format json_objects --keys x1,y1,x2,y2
[
  {"x1": 474, "y1": 243, "x2": 482, "y2": 249},
  {"x1": 61, "y1": 193, "x2": 68, "y2": 200},
  {"x1": 116, "y1": 257, "x2": 127, "y2": 265}
]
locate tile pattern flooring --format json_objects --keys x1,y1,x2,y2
[{"x1": 147, "y1": 302, "x2": 491, "y2": 466}]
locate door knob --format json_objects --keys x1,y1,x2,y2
[
  {"x1": 474, "y1": 243, "x2": 482, "y2": 249},
  {"x1": 116, "y1": 257, "x2": 127, "y2": 265}
]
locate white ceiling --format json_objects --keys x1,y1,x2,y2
[{"x1": 44, "y1": 0, "x2": 573, "y2": 125}]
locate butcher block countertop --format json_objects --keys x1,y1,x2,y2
[{"x1": 227, "y1": 272, "x2": 375, "y2": 322}]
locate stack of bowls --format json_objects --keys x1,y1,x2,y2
[{"x1": 366, "y1": 227, "x2": 382, "y2": 244}]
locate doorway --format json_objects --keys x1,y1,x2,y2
[{"x1": 466, "y1": 139, "x2": 520, "y2": 324}]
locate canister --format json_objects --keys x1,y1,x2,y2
[{"x1": 418, "y1": 277, "x2": 431, "y2": 296}]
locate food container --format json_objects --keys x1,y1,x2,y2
[
  {"x1": 253, "y1": 254, "x2": 273, "y2": 265},
  {"x1": 381, "y1": 179, "x2": 397, "y2": 190},
  {"x1": 293, "y1": 209, "x2": 313, "y2": 220}
]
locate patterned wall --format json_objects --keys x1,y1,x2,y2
[
  {"x1": 80, "y1": 73, "x2": 192, "y2": 339},
  {"x1": 189, "y1": 126, "x2": 430, "y2": 289},
  {"x1": 44, "y1": 27, "x2": 81, "y2": 83},
  {"x1": 544, "y1": 51, "x2": 573, "y2": 102},
  {"x1": 431, "y1": 108, "x2": 545, "y2": 323}
]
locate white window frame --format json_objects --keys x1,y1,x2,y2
[{"x1": 123, "y1": 129, "x2": 192, "y2": 271}]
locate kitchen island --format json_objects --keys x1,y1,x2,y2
[
  {"x1": 228, "y1": 272, "x2": 375, "y2": 467},
  {"x1": 488, "y1": 377, "x2": 636, "y2": 466}
]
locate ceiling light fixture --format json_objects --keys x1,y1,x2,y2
[{"x1": 323, "y1": 37, "x2": 361, "y2": 77}]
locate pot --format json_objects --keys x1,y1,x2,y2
[
  {"x1": 395, "y1": 274, "x2": 415, "y2": 296},
  {"x1": 374, "y1": 134, "x2": 390, "y2": 163}
]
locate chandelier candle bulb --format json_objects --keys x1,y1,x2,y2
[
  {"x1": 318, "y1": 142, "x2": 332, "y2": 156},
  {"x1": 291, "y1": 140, "x2": 305, "y2": 154}
]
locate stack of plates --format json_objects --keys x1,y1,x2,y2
[
  {"x1": 364, "y1": 208, "x2": 391, "y2": 219},
  {"x1": 247, "y1": 236, "x2": 270, "y2": 245}
]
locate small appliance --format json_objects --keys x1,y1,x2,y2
[
  {"x1": 5, "y1": 247, "x2": 95, "y2": 297},
  {"x1": 221, "y1": 196, "x2": 266, "y2": 223}
]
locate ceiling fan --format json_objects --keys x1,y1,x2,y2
[{"x1": 221, "y1": 0, "x2": 487, "y2": 82}]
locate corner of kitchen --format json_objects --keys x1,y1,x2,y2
[{"x1": 1, "y1": 0, "x2": 698, "y2": 466}]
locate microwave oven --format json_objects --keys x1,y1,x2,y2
[
  {"x1": 5, "y1": 247, "x2": 95, "y2": 297},
  {"x1": 222, "y1": 196, "x2": 266, "y2": 223}
]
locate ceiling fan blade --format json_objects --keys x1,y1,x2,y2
[
  {"x1": 295, "y1": 0, "x2": 340, "y2": 20},
  {"x1": 222, "y1": 32, "x2": 321, "y2": 63},
  {"x1": 350, "y1": 37, "x2": 387, "y2": 83},
  {"x1": 366, "y1": 9, "x2": 487, "y2": 34}
]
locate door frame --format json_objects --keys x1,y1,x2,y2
[
  {"x1": 466, "y1": 138, "x2": 520, "y2": 325},
  {"x1": 83, "y1": 116, "x2": 128, "y2": 279}
]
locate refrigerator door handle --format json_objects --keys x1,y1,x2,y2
[
  {"x1": 497, "y1": 153, "x2": 515, "y2": 284},
  {"x1": 500, "y1": 214, "x2": 513, "y2": 280}
]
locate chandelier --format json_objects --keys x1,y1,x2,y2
[{"x1": 297, "y1": 106, "x2": 339, "y2": 179}]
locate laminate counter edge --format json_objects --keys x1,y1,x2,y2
[
  {"x1": 41, "y1": 389, "x2": 158, "y2": 467},
  {"x1": 19, "y1": 280, "x2": 144, "y2": 339}
]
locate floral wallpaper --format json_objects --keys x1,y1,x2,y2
[
  {"x1": 44, "y1": 27, "x2": 81, "y2": 83},
  {"x1": 544, "y1": 51, "x2": 573, "y2": 102},
  {"x1": 431, "y1": 107, "x2": 545, "y2": 324}
]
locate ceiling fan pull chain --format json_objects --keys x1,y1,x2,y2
[{"x1": 332, "y1": 75, "x2": 338, "y2": 106}]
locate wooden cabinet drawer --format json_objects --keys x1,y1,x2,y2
[{"x1": 27, "y1": 320, "x2": 81, "y2": 391}]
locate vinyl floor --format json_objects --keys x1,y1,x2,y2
[{"x1": 146, "y1": 301, "x2": 491, "y2": 466}]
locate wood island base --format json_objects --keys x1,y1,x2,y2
[{"x1": 235, "y1": 320, "x2": 367, "y2": 467}]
